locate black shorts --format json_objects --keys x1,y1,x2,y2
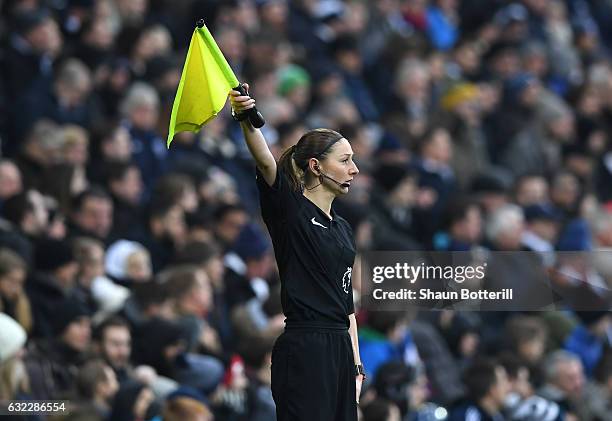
[{"x1": 271, "y1": 324, "x2": 357, "y2": 421}]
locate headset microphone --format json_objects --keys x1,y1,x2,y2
[
  {"x1": 320, "y1": 172, "x2": 351, "y2": 188},
  {"x1": 314, "y1": 164, "x2": 350, "y2": 188}
]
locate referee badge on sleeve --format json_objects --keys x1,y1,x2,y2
[{"x1": 342, "y1": 267, "x2": 352, "y2": 294}]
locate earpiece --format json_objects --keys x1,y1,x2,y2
[{"x1": 311, "y1": 161, "x2": 350, "y2": 188}]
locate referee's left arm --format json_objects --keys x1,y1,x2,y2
[{"x1": 348, "y1": 313, "x2": 364, "y2": 403}]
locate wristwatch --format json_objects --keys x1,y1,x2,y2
[
  {"x1": 231, "y1": 108, "x2": 248, "y2": 122},
  {"x1": 355, "y1": 364, "x2": 366, "y2": 379}
]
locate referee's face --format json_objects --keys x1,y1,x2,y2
[{"x1": 321, "y1": 138, "x2": 359, "y2": 194}]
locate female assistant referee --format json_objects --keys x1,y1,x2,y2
[{"x1": 230, "y1": 85, "x2": 364, "y2": 421}]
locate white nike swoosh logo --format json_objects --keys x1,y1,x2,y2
[{"x1": 310, "y1": 217, "x2": 328, "y2": 229}]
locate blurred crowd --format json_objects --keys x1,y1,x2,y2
[{"x1": 1, "y1": 0, "x2": 612, "y2": 420}]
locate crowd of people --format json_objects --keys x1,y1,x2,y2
[{"x1": 1, "y1": 0, "x2": 612, "y2": 420}]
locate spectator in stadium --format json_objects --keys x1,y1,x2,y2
[
  {"x1": 582, "y1": 352, "x2": 612, "y2": 421},
  {"x1": 414, "y1": 126, "x2": 457, "y2": 243},
  {"x1": 151, "y1": 172, "x2": 199, "y2": 215},
  {"x1": 74, "y1": 358, "x2": 119, "y2": 419},
  {"x1": 25, "y1": 296, "x2": 92, "y2": 400},
  {"x1": 370, "y1": 164, "x2": 423, "y2": 250},
  {"x1": 160, "y1": 386, "x2": 214, "y2": 421},
  {"x1": 361, "y1": 398, "x2": 402, "y2": 421},
  {"x1": 109, "y1": 380, "x2": 158, "y2": 421},
  {"x1": 1, "y1": 189, "x2": 50, "y2": 260},
  {"x1": 174, "y1": 240, "x2": 232, "y2": 349},
  {"x1": 0, "y1": 160, "x2": 23, "y2": 205},
  {"x1": 14, "y1": 58, "x2": 97, "y2": 141},
  {"x1": 119, "y1": 82, "x2": 168, "y2": 197},
  {"x1": 0, "y1": 313, "x2": 29, "y2": 402},
  {"x1": 498, "y1": 353, "x2": 563, "y2": 421},
  {"x1": 439, "y1": 197, "x2": 484, "y2": 251},
  {"x1": 521, "y1": 203, "x2": 561, "y2": 258},
  {"x1": 212, "y1": 204, "x2": 249, "y2": 251},
  {"x1": 538, "y1": 350, "x2": 587, "y2": 419},
  {"x1": 162, "y1": 265, "x2": 221, "y2": 356},
  {"x1": 441, "y1": 82, "x2": 492, "y2": 189},
  {"x1": 563, "y1": 311, "x2": 612, "y2": 378},
  {"x1": 238, "y1": 336, "x2": 278, "y2": 421},
  {"x1": 27, "y1": 237, "x2": 78, "y2": 338},
  {"x1": 88, "y1": 123, "x2": 134, "y2": 185},
  {"x1": 225, "y1": 222, "x2": 274, "y2": 309},
  {"x1": 514, "y1": 174, "x2": 550, "y2": 206},
  {"x1": 359, "y1": 310, "x2": 419, "y2": 382},
  {"x1": 0, "y1": 247, "x2": 32, "y2": 333},
  {"x1": 142, "y1": 200, "x2": 186, "y2": 272},
  {"x1": 105, "y1": 239, "x2": 152, "y2": 285},
  {"x1": 68, "y1": 187, "x2": 114, "y2": 245},
  {"x1": 504, "y1": 315, "x2": 549, "y2": 382},
  {"x1": 2, "y1": 8, "x2": 62, "y2": 104},
  {"x1": 93, "y1": 316, "x2": 178, "y2": 398},
  {"x1": 449, "y1": 359, "x2": 510, "y2": 420},
  {"x1": 105, "y1": 161, "x2": 145, "y2": 241},
  {"x1": 132, "y1": 315, "x2": 224, "y2": 396},
  {"x1": 372, "y1": 361, "x2": 431, "y2": 420},
  {"x1": 94, "y1": 316, "x2": 134, "y2": 384}
]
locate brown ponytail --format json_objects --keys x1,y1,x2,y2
[
  {"x1": 277, "y1": 128, "x2": 344, "y2": 191},
  {"x1": 277, "y1": 144, "x2": 302, "y2": 191}
]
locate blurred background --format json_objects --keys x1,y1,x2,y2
[{"x1": 0, "y1": 0, "x2": 612, "y2": 420}]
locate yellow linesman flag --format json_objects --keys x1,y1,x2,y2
[{"x1": 167, "y1": 23, "x2": 239, "y2": 147}]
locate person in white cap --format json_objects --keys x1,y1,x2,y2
[{"x1": 0, "y1": 313, "x2": 28, "y2": 400}]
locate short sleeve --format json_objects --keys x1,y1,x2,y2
[
  {"x1": 256, "y1": 166, "x2": 298, "y2": 224},
  {"x1": 347, "y1": 287, "x2": 355, "y2": 315}
]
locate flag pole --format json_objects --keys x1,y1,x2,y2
[{"x1": 196, "y1": 19, "x2": 265, "y2": 128}]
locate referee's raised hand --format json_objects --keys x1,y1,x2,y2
[
  {"x1": 229, "y1": 83, "x2": 256, "y2": 116},
  {"x1": 229, "y1": 82, "x2": 277, "y2": 186}
]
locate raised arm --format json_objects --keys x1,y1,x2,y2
[{"x1": 229, "y1": 85, "x2": 277, "y2": 186}]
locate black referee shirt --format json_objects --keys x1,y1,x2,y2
[{"x1": 256, "y1": 167, "x2": 356, "y2": 327}]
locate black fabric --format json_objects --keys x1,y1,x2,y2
[
  {"x1": 50, "y1": 296, "x2": 91, "y2": 335},
  {"x1": 256, "y1": 167, "x2": 356, "y2": 327},
  {"x1": 271, "y1": 328, "x2": 357, "y2": 421},
  {"x1": 26, "y1": 272, "x2": 70, "y2": 339}
]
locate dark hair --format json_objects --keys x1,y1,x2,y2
[
  {"x1": 93, "y1": 315, "x2": 130, "y2": 342},
  {"x1": 373, "y1": 361, "x2": 415, "y2": 415},
  {"x1": 366, "y1": 310, "x2": 407, "y2": 335},
  {"x1": 277, "y1": 128, "x2": 344, "y2": 191},
  {"x1": 158, "y1": 265, "x2": 204, "y2": 301},
  {"x1": 71, "y1": 186, "x2": 111, "y2": 214},
  {"x1": 237, "y1": 336, "x2": 275, "y2": 369},
  {"x1": 174, "y1": 241, "x2": 220, "y2": 265},
  {"x1": 463, "y1": 359, "x2": 501, "y2": 401},
  {"x1": 151, "y1": 173, "x2": 195, "y2": 209},
  {"x1": 594, "y1": 351, "x2": 612, "y2": 384},
  {"x1": 77, "y1": 359, "x2": 111, "y2": 399},
  {"x1": 443, "y1": 196, "x2": 479, "y2": 230},
  {"x1": 504, "y1": 315, "x2": 547, "y2": 352},
  {"x1": 148, "y1": 198, "x2": 179, "y2": 222},
  {"x1": 0, "y1": 247, "x2": 26, "y2": 276},
  {"x1": 105, "y1": 161, "x2": 137, "y2": 185},
  {"x1": 497, "y1": 352, "x2": 526, "y2": 380},
  {"x1": 277, "y1": 120, "x2": 303, "y2": 140},
  {"x1": 416, "y1": 125, "x2": 449, "y2": 153},
  {"x1": 362, "y1": 398, "x2": 396, "y2": 421},
  {"x1": 132, "y1": 279, "x2": 170, "y2": 310},
  {"x1": 2, "y1": 192, "x2": 33, "y2": 226},
  {"x1": 212, "y1": 203, "x2": 246, "y2": 222}
]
